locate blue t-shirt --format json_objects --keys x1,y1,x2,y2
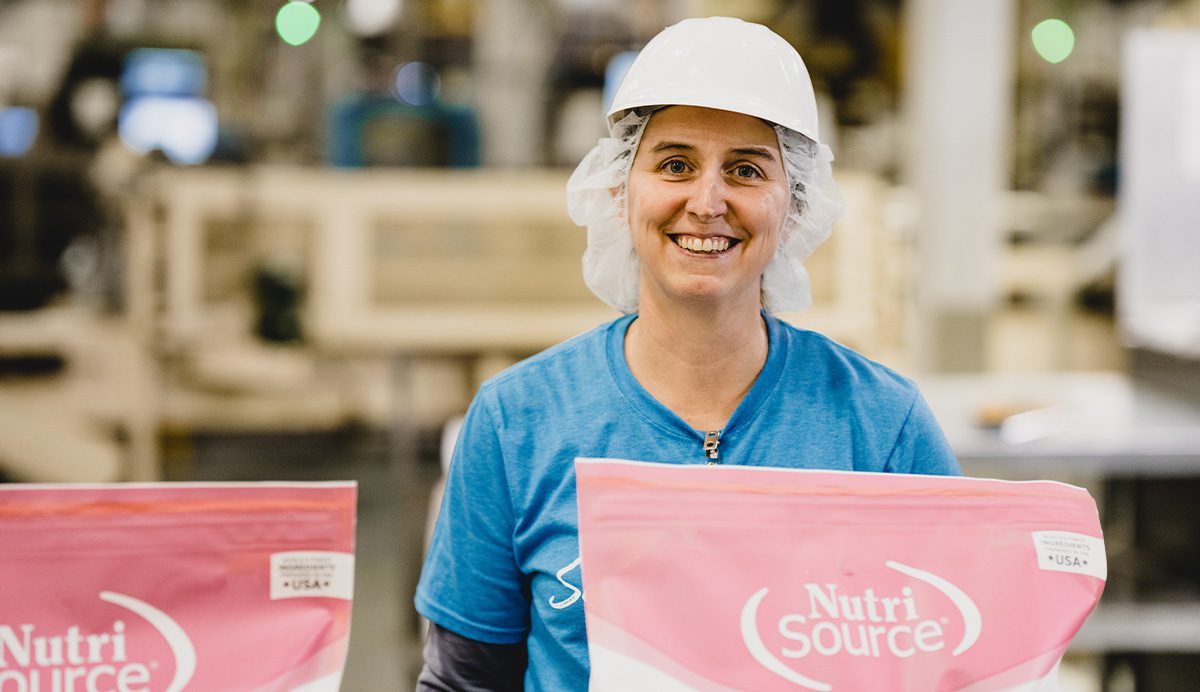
[{"x1": 415, "y1": 313, "x2": 960, "y2": 691}]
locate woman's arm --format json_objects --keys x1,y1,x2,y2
[
  {"x1": 415, "y1": 390, "x2": 532, "y2": 681},
  {"x1": 416, "y1": 623, "x2": 527, "y2": 692}
]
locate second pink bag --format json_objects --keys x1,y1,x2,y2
[{"x1": 576, "y1": 459, "x2": 1105, "y2": 691}]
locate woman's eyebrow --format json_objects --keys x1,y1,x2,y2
[
  {"x1": 648, "y1": 142, "x2": 778, "y2": 162},
  {"x1": 731, "y1": 146, "x2": 777, "y2": 162},
  {"x1": 649, "y1": 141, "x2": 694, "y2": 154}
]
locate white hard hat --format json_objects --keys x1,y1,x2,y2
[{"x1": 606, "y1": 16, "x2": 821, "y2": 144}]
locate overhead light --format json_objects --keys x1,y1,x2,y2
[
  {"x1": 1032, "y1": 19, "x2": 1075, "y2": 64},
  {"x1": 276, "y1": 2, "x2": 322, "y2": 46},
  {"x1": 345, "y1": 0, "x2": 402, "y2": 36}
]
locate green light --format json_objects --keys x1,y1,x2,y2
[
  {"x1": 1031, "y1": 19, "x2": 1074, "y2": 64},
  {"x1": 276, "y1": 2, "x2": 321, "y2": 46}
]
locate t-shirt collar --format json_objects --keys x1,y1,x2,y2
[{"x1": 605, "y1": 310, "x2": 789, "y2": 441}]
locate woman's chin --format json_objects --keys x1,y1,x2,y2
[{"x1": 650, "y1": 279, "x2": 759, "y2": 311}]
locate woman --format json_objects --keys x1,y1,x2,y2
[{"x1": 416, "y1": 16, "x2": 960, "y2": 691}]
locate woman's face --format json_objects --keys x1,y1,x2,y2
[{"x1": 627, "y1": 105, "x2": 789, "y2": 313}]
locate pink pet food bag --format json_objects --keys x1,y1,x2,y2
[
  {"x1": 0, "y1": 481, "x2": 356, "y2": 692},
  {"x1": 576, "y1": 459, "x2": 1106, "y2": 691}
]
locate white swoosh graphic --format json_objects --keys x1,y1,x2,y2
[
  {"x1": 589, "y1": 643, "x2": 701, "y2": 692},
  {"x1": 739, "y1": 588, "x2": 832, "y2": 691},
  {"x1": 101, "y1": 591, "x2": 197, "y2": 691},
  {"x1": 289, "y1": 671, "x2": 343, "y2": 691},
  {"x1": 885, "y1": 561, "x2": 981, "y2": 655}
]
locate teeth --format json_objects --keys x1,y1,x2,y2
[{"x1": 673, "y1": 235, "x2": 733, "y2": 253}]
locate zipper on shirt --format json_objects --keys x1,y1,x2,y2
[{"x1": 703, "y1": 430, "x2": 720, "y2": 464}]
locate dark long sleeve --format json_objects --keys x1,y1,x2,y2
[{"x1": 416, "y1": 623, "x2": 527, "y2": 692}]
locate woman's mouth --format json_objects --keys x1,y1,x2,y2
[{"x1": 670, "y1": 234, "x2": 739, "y2": 255}]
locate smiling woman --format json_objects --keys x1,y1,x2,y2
[
  {"x1": 623, "y1": 106, "x2": 793, "y2": 430},
  {"x1": 415, "y1": 16, "x2": 961, "y2": 692},
  {"x1": 628, "y1": 107, "x2": 788, "y2": 311}
]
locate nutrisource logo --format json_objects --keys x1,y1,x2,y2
[
  {"x1": 740, "y1": 561, "x2": 981, "y2": 691},
  {"x1": 0, "y1": 592, "x2": 195, "y2": 692}
]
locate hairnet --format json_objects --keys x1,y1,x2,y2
[{"x1": 565, "y1": 109, "x2": 844, "y2": 314}]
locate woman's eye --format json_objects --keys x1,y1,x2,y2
[
  {"x1": 732, "y1": 164, "x2": 761, "y2": 179},
  {"x1": 662, "y1": 159, "x2": 688, "y2": 174}
]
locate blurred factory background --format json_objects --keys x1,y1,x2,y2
[{"x1": 1, "y1": 0, "x2": 1199, "y2": 689}]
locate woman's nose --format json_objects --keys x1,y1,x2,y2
[{"x1": 685, "y1": 172, "x2": 728, "y2": 220}]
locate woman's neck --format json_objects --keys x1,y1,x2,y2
[{"x1": 624, "y1": 294, "x2": 769, "y2": 432}]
